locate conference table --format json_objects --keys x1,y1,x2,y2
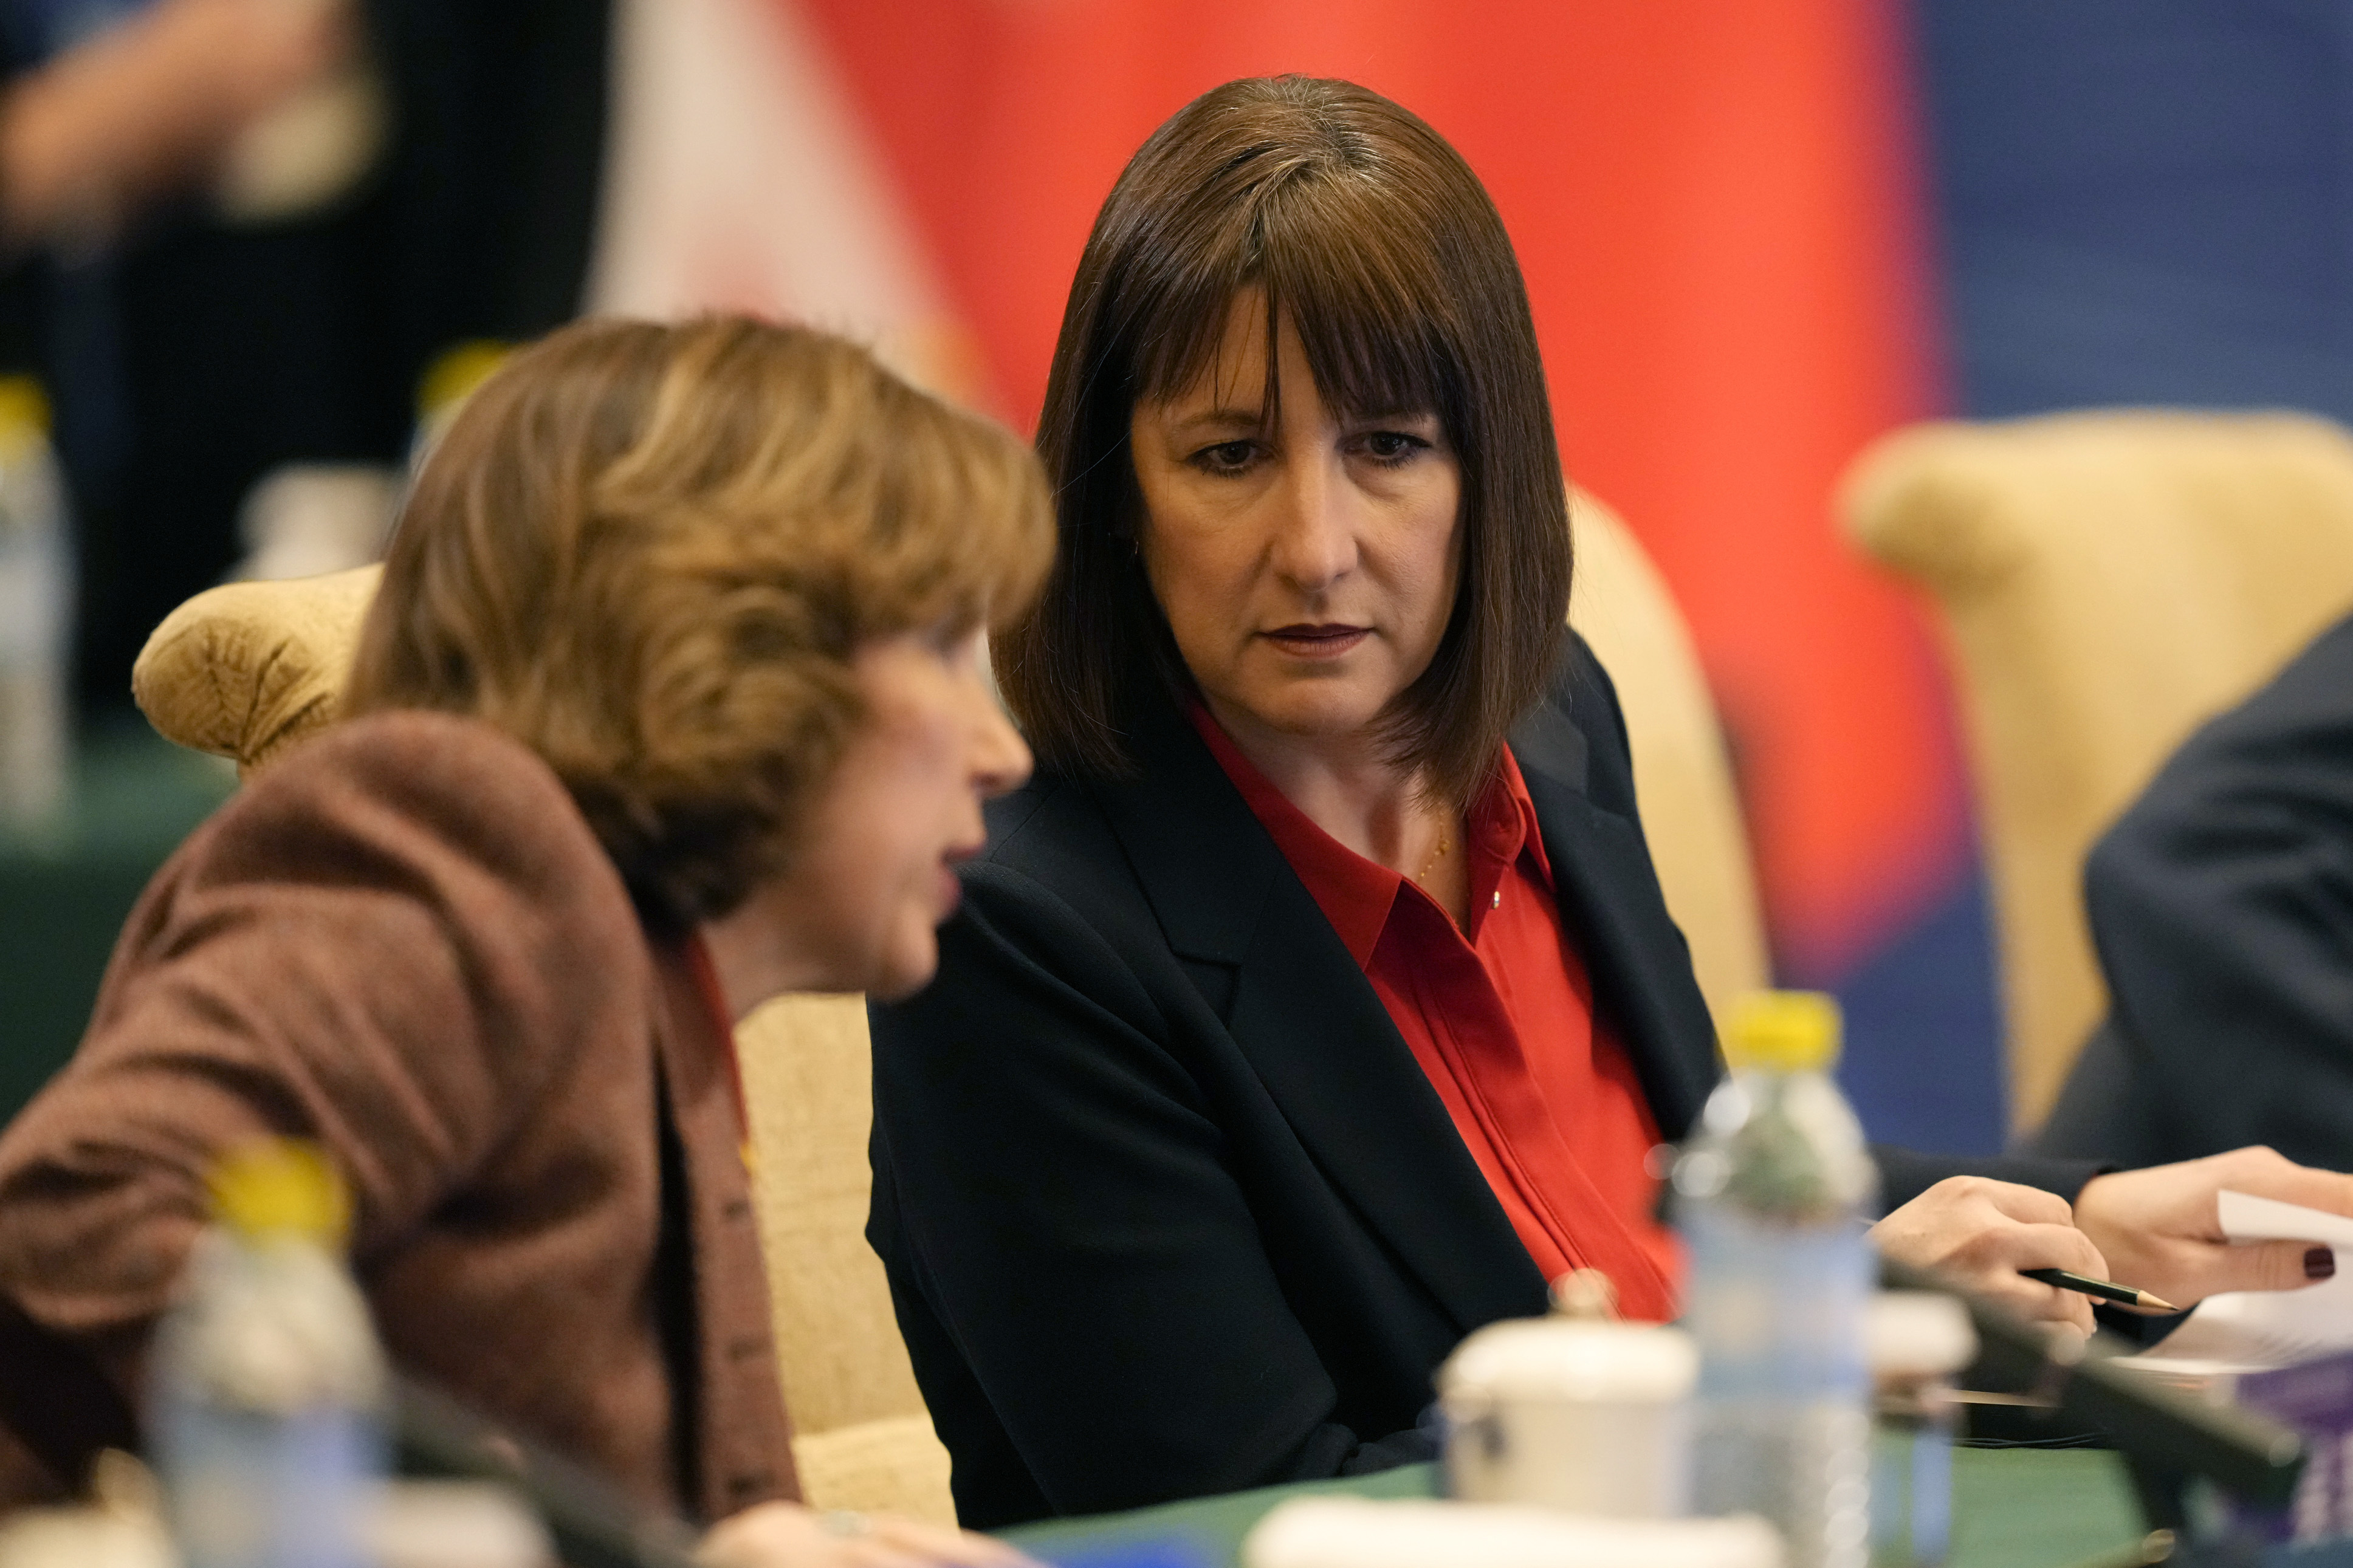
[{"x1": 1000, "y1": 1448, "x2": 2153, "y2": 1568}]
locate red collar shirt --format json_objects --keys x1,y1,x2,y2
[{"x1": 1190, "y1": 706, "x2": 1680, "y2": 1322}]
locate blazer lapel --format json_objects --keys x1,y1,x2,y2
[
  {"x1": 1510, "y1": 701, "x2": 1719, "y2": 1141},
  {"x1": 1096, "y1": 697, "x2": 1549, "y2": 1337}
]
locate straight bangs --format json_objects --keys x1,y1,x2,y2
[
  {"x1": 1125, "y1": 165, "x2": 1466, "y2": 447},
  {"x1": 1012, "y1": 75, "x2": 1569, "y2": 805}
]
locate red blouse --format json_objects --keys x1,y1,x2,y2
[{"x1": 1190, "y1": 705, "x2": 1680, "y2": 1321}]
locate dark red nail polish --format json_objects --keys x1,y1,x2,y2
[{"x1": 2307, "y1": 1247, "x2": 2335, "y2": 1280}]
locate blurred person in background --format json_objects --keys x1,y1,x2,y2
[
  {"x1": 0, "y1": 0, "x2": 346, "y2": 247},
  {"x1": 2035, "y1": 609, "x2": 2353, "y2": 1172},
  {"x1": 0, "y1": 0, "x2": 608, "y2": 711},
  {"x1": 866, "y1": 75, "x2": 2353, "y2": 1527},
  {"x1": 0, "y1": 315, "x2": 1046, "y2": 1568}
]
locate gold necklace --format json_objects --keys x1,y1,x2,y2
[{"x1": 1415, "y1": 824, "x2": 1451, "y2": 883}]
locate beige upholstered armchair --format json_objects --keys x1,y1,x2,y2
[
  {"x1": 128, "y1": 491, "x2": 1762, "y2": 1520},
  {"x1": 1568, "y1": 492, "x2": 1768, "y2": 1023},
  {"x1": 1843, "y1": 411, "x2": 2353, "y2": 1135}
]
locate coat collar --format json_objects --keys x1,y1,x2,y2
[
  {"x1": 1088, "y1": 669, "x2": 1711, "y2": 1338},
  {"x1": 1095, "y1": 693, "x2": 1545, "y2": 1334},
  {"x1": 1508, "y1": 702, "x2": 1717, "y2": 1143}
]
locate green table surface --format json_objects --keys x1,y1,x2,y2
[
  {"x1": 0, "y1": 718, "x2": 235, "y2": 1120},
  {"x1": 1001, "y1": 1448, "x2": 2149, "y2": 1568}
]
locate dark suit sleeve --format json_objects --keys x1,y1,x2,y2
[
  {"x1": 2036, "y1": 614, "x2": 2353, "y2": 1169},
  {"x1": 1870, "y1": 1146, "x2": 2103, "y2": 1213},
  {"x1": 867, "y1": 864, "x2": 1429, "y2": 1527},
  {"x1": 2032, "y1": 1019, "x2": 2180, "y2": 1169}
]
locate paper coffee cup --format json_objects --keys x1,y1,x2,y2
[{"x1": 1438, "y1": 1315, "x2": 1699, "y2": 1518}]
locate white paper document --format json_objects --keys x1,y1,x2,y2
[{"x1": 2124, "y1": 1190, "x2": 2353, "y2": 1375}]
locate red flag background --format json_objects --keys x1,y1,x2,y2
[{"x1": 600, "y1": 0, "x2": 1982, "y2": 1125}]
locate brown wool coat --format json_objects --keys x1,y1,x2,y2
[{"x1": 0, "y1": 712, "x2": 797, "y2": 1523}]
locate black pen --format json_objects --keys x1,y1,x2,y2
[{"x1": 2021, "y1": 1266, "x2": 2179, "y2": 1313}]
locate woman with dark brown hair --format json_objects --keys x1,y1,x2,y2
[
  {"x1": 866, "y1": 75, "x2": 2353, "y2": 1527},
  {"x1": 0, "y1": 315, "x2": 1048, "y2": 1568}
]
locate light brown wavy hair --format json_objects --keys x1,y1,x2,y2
[
  {"x1": 346, "y1": 315, "x2": 1053, "y2": 933},
  {"x1": 1003, "y1": 75, "x2": 1571, "y2": 808}
]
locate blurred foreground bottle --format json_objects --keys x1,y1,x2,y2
[
  {"x1": 153, "y1": 1140, "x2": 386, "y2": 1568},
  {"x1": 1675, "y1": 991, "x2": 1878, "y2": 1568},
  {"x1": 1866, "y1": 1292, "x2": 1976, "y2": 1568},
  {"x1": 0, "y1": 378, "x2": 70, "y2": 832}
]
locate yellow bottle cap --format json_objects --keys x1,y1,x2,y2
[
  {"x1": 0, "y1": 376, "x2": 50, "y2": 465},
  {"x1": 0, "y1": 376, "x2": 50, "y2": 437},
  {"x1": 416, "y1": 340, "x2": 510, "y2": 425},
  {"x1": 1722, "y1": 990, "x2": 1842, "y2": 1072},
  {"x1": 207, "y1": 1138, "x2": 351, "y2": 1245}
]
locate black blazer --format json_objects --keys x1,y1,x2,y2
[
  {"x1": 869, "y1": 638, "x2": 2087, "y2": 1527},
  {"x1": 2036, "y1": 610, "x2": 2353, "y2": 1169}
]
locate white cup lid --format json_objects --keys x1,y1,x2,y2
[
  {"x1": 365, "y1": 1482, "x2": 552, "y2": 1568},
  {"x1": 1244, "y1": 1498, "x2": 1781, "y2": 1568},
  {"x1": 1440, "y1": 1316, "x2": 1699, "y2": 1403}
]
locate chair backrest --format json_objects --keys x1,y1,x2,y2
[
  {"x1": 1843, "y1": 410, "x2": 2353, "y2": 1133},
  {"x1": 733, "y1": 995, "x2": 954, "y2": 1521},
  {"x1": 1568, "y1": 492, "x2": 1769, "y2": 1024},
  {"x1": 136, "y1": 564, "x2": 384, "y2": 778}
]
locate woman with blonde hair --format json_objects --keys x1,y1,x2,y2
[{"x1": 0, "y1": 315, "x2": 1048, "y2": 1568}]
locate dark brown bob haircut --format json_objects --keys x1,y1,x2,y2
[
  {"x1": 346, "y1": 315, "x2": 1053, "y2": 933},
  {"x1": 997, "y1": 74, "x2": 1570, "y2": 806}
]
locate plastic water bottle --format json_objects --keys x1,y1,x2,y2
[
  {"x1": 0, "y1": 377, "x2": 70, "y2": 832},
  {"x1": 152, "y1": 1140, "x2": 386, "y2": 1568},
  {"x1": 1674, "y1": 991, "x2": 1878, "y2": 1568}
]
